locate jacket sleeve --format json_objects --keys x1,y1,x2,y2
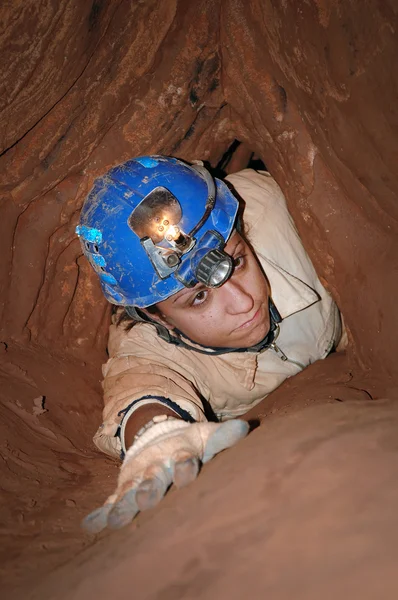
[{"x1": 93, "y1": 324, "x2": 207, "y2": 459}]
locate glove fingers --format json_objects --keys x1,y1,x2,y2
[
  {"x1": 81, "y1": 503, "x2": 114, "y2": 534},
  {"x1": 135, "y1": 475, "x2": 168, "y2": 511},
  {"x1": 172, "y1": 456, "x2": 200, "y2": 488},
  {"x1": 107, "y1": 488, "x2": 139, "y2": 529},
  {"x1": 203, "y1": 419, "x2": 249, "y2": 464},
  {"x1": 135, "y1": 462, "x2": 170, "y2": 511}
]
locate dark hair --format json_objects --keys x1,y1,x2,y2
[{"x1": 114, "y1": 304, "x2": 160, "y2": 331}]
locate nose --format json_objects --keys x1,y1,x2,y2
[{"x1": 221, "y1": 278, "x2": 255, "y2": 315}]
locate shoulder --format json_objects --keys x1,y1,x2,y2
[
  {"x1": 225, "y1": 171, "x2": 320, "y2": 296},
  {"x1": 225, "y1": 169, "x2": 294, "y2": 248},
  {"x1": 225, "y1": 169, "x2": 287, "y2": 212},
  {"x1": 107, "y1": 319, "x2": 164, "y2": 359}
]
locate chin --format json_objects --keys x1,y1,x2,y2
[{"x1": 233, "y1": 327, "x2": 268, "y2": 349}]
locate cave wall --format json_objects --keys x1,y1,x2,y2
[
  {"x1": 0, "y1": 0, "x2": 234, "y2": 358},
  {"x1": 221, "y1": 0, "x2": 398, "y2": 380},
  {"x1": 1, "y1": 0, "x2": 398, "y2": 380},
  {"x1": 2, "y1": 2, "x2": 398, "y2": 596}
]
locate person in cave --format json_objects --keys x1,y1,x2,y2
[{"x1": 76, "y1": 155, "x2": 345, "y2": 533}]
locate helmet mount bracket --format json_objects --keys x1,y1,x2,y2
[{"x1": 140, "y1": 236, "x2": 181, "y2": 279}]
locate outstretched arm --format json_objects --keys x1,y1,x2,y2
[
  {"x1": 83, "y1": 408, "x2": 249, "y2": 533},
  {"x1": 84, "y1": 333, "x2": 249, "y2": 533}
]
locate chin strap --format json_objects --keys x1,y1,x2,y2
[{"x1": 125, "y1": 298, "x2": 282, "y2": 356}]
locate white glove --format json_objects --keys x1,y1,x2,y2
[{"x1": 82, "y1": 418, "x2": 249, "y2": 533}]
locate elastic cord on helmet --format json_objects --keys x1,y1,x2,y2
[
  {"x1": 188, "y1": 162, "x2": 216, "y2": 238},
  {"x1": 125, "y1": 298, "x2": 282, "y2": 356}
]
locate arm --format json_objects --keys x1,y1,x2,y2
[
  {"x1": 123, "y1": 404, "x2": 181, "y2": 449},
  {"x1": 94, "y1": 353, "x2": 207, "y2": 459},
  {"x1": 85, "y1": 345, "x2": 249, "y2": 533},
  {"x1": 84, "y1": 415, "x2": 249, "y2": 533}
]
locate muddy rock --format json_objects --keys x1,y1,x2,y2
[{"x1": 1, "y1": 1, "x2": 398, "y2": 598}]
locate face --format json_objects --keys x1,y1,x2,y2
[{"x1": 154, "y1": 231, "x2": 271, "y2": 349}]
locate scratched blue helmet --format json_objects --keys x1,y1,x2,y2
[{"x1": 76, "y1": 155, "x2": 239, "y2": 308}]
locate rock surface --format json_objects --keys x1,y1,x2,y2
[
  {"x1": 29, "y1": 397, "x2": 398, "y2": 600},
  {"x1": 0, "y1": 0, "x2": 398, "y2": 598}
]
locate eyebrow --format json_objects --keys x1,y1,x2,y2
[
  {"x1": 172, "y1": 235, "x2": 245, "y2": 304},
  {"x1": 172, "y1": 282, "x2": 207, "y2": 303}
]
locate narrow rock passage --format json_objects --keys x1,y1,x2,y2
[{"x1": 1, "y1": 1, "x2": 398, "y2": 597}]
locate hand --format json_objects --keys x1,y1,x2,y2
[{"x1": 82, "y1": 418, "x2": 249, "y2": 533}]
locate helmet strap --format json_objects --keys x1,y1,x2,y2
[
  {"x1": 125, "y1": 298, "x2": 282, "y2": 356},
  {"x1": 125, "y1": 306, "x2": 177, "y2": 345}
]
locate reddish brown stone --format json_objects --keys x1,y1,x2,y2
[{"x1": 1, "y1": 1, "x2": 398, "y2": 597}]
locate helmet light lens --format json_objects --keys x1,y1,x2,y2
[
  {"x1": 209, "y1": 258, "x2": 232, "y2": 287},
  {"x1": 196, "y1": 249, "x2": 233, "y2": 288}
]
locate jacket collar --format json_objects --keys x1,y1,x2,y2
[{"x1": 259, "y1": 255, "x2": 320, "y2": 320}]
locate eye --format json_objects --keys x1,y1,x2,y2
[
  {"x1": 192, "y1": 289, "x2": 208, "y2": 306},
  {"x1": 233, "y1": 255, "x2": 245, "y2": 269}
]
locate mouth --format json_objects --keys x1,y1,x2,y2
[{"x1": 235, "y1": 306, "x2": 262, "y2": 331}]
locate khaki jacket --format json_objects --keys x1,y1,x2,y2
[{"x1": 94, "y1": 170, "x2": 342, "y2": 458}]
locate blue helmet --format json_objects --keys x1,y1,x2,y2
[{"x1": 76, "y1": 155, "x2": 239, "y2": 308}]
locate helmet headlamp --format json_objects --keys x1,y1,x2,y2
[
  {"x1": 195, "y1": 247, "x2": 233, "y2": 288},
  {"x1": 128, "y1": 186, "x2": 194, "y2": 278},
  {"x1": 128, "y1": 164, "x2": 234, "y2": 289}
]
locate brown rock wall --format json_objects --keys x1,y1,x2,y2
[
  {"x1": 0, "y1": 0, "x2": 235, "y2": 354},
  {"x1": 2, "y1": 0, "x2": 398, "y2": 373},
  {"x1": 1, "y1": 1, "x2": 398, "y2": 596},
  {"x1": 28, "y1": 398, "x2": 398, "y2": 600},
  {"x1": 221, "y1": 0, "x2": 398, "y2": 375}
]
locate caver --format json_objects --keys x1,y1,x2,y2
[{"x1": 76, "y1": 155, "x2": 344, "y2": 532}]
